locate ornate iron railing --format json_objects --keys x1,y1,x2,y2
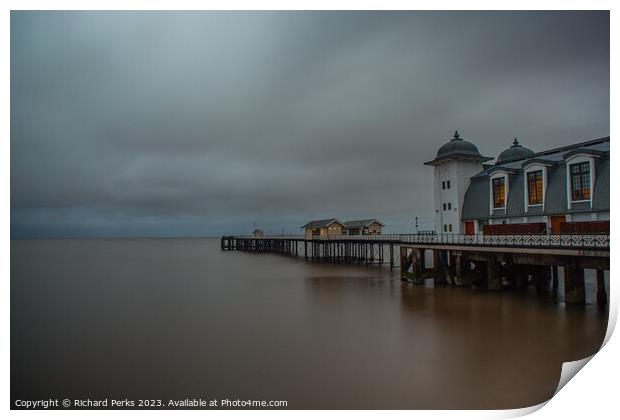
[
  {"x1": 396, "y1": 233, "x2": 609, "y2": 249},
  {"x1": 235, "y1": 233, "x2": 609, "y2": 249}
]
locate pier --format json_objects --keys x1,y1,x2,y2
[{"x1": 221, "y1": 233, "x2": 610, "y2": 305}]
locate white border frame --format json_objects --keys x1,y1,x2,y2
[{"x1": 4, "y1": 3, "x2": 618, "y2": 420}]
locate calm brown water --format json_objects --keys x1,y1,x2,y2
[{"x1": 11, "y1": 238, "x2": 608, "y2": 409}]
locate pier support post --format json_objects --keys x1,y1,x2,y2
[
  {"x1": 486, "y1": 256, "x2": 502, "y2": 291},
  {"x1": 433, "y1": 250, "x2": 447, "y2": 285},
  {"x1": 513, "y1": 265, "x2": 528, "y2": 290},
  {"x1": 419, "y1": 249, "x2": 426, "y2": 271},
  {"x1": 459, "y1": 256, "x2": 472, "y2": 287},
  {"x1": 400, "y1": 247, "x2": 409, "y2": 282},
  {"x1": 597, "y1": 270, "x2": 607, "y2": 307},
  {"x1": 412, "y1": 249, "x2": 424, "y2": 284},
  {"x1": 551, "y1": 266, "x2": 559, "y2": 300},
  {"x1": 534, "y1": 266, "x2": 552, "y2": 297},
  {"x1": 564, "y1": 263, "x2": 585, "y2": 304},
  {"x1": 448, "y1": 253, "x2": 455, "y2": 286},
  {"x1": 452, "y1": 253, "x2": 463, "y2": 286}
]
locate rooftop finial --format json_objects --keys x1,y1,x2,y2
[
  {"x1": 453, "y1": 130, "x2": 461, "y2": 140},
  {"x1": 513, "y1": 137, "x2": 519, "y2": 146}
]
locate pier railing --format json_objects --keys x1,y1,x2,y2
[
  {"x1": 236, "y1": 233, "x2": 609, "y2": 249},
  {"x1": 397, "y1": 233, "x2": 609, "y2": 249}
]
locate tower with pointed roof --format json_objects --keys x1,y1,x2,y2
[{"x1": 425, "y1": 131, "x2": 492, "y2": 234}]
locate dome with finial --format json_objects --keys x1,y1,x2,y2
[
  {"x1": 496, "y1": 138, "x2": 535, "y2": 165},
  {"x1": 427, "y1": 130, "x2": 491, "y2": 166}
]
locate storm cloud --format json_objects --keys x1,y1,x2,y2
[{"x1": 11, "y1": 11, "x2": 609, "y2": 237}]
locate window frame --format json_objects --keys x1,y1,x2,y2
[
  {"x1": 527, "y1": 170, "x2": 543, "y2": 205},
  {"x1": 522, "y1": 163, "x2": 548, "y2": 212},
  {"x1": 489, "y1": 174, "x2": 508, "y2": 211},
  {"x1": 569, "y1": 162, "x2": 591, "y2": 202},
  {"x1": 565, "y1": 155, "x2": 596, "y2": 209}
]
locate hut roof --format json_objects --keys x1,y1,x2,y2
[
  {"x1": 343, "y1": 219, "x2": 385, "y2": 228},
  {"x1": 301, "y1": 218, "x2": 345, "y2": 229}
]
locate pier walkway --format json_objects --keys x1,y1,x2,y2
[{"x1": 220, "y1": 233, "x2": 609, "y2": 305}]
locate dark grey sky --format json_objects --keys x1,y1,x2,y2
[{"x1": 11, "y1": 11, "x2": 609, "y2": 237}]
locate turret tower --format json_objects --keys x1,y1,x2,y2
[{"x1": 424, "y1": 131, "x2": 492, "y2": 233}]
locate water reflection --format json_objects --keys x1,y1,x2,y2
[{"x1": 11, "y1": 239, "x2": 607, "y2": 409}]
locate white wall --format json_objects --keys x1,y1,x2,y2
[{"x1": 434, "y1": 160, "x2": 483, "y2": 234}]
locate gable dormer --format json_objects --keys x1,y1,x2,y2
[{"x1": 487, "y1": 167, "x2": 515, "y2": 214}]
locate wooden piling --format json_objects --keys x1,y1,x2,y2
[
  {"x1": 411, "y1": 249, "x2": 424, "y2": 284},
  {"x1": 534, "y1": 266, "x2": 552, "y2": 297},
  {"x1": 486, "y1": 256, "x2": 502, "y2": 291},
  {"x1": 564, "y1": 263, "x2": 585, "y2": 304},
  {"x1": 400, "y1": 246, "x2": 410, "y2": 282},
  {"x1": 596, "y1": 270, "x2": 607, "y2": 306},
  {"x1": 551, "y1": 266, "x2": 559, "y2": 300}
]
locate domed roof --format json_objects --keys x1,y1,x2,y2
[
  {"x1": 496, "y1": 138, "x2": 535, "y2": 165},
  {"x1": 426, "y1": 130, "x2": 490, "y2": 164},
  {"x1": 424, "y1": 131, "x2": 493, "y2": 166}
]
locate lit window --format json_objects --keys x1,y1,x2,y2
[
  {"x1": 527, "y1": 170, "x2": 543, "y2": 205},
  {"x1": 492, "y1": 177, "x2": 506, "y2": 208},
  {"x1": 570, "y1": 162, "x2": 591, "y2": 201}
]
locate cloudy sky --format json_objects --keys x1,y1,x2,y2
[{"x1": 11, "y1": 11, "x2": 609, "y2": 237}]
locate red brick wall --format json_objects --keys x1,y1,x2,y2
[
  {"x1": 559, "y1": 221, "x2": 609, "y2": 234},
  {"x1": 483, "y1": 222, "x2": 547, "y2": 235}
]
